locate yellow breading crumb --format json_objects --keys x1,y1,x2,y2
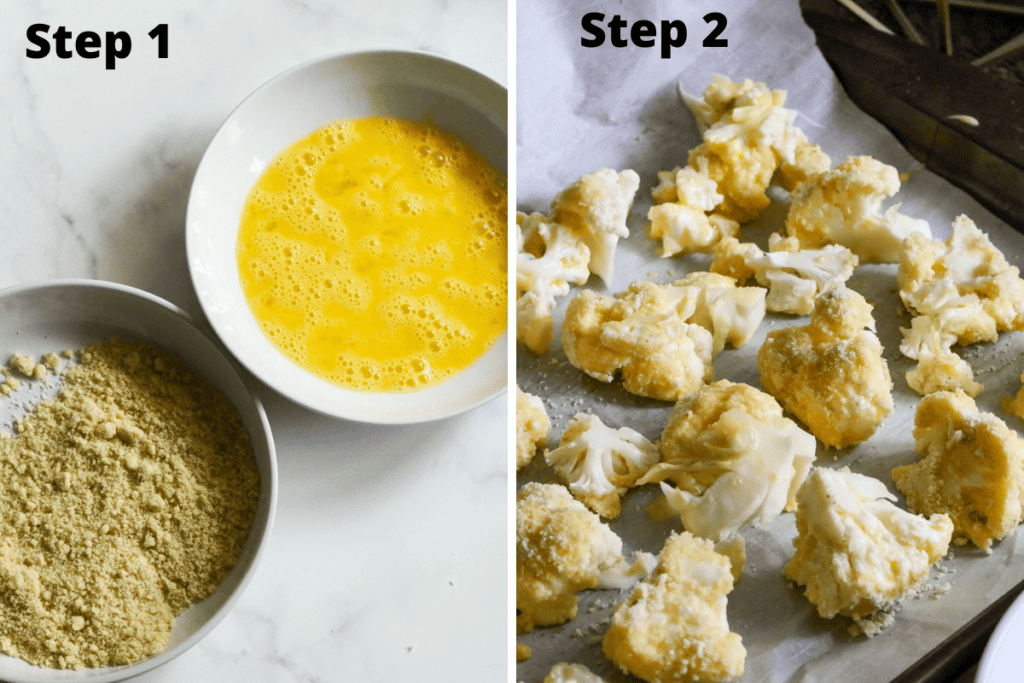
[
  {"x1": 603, "y1": 531, "x2": 745, "y2": 683},
  {"x1": 9, "y1": 353, "x2": 47, "y2": 380},
  {"x1": 757, "y1": 287, "x2": 894, "y2": 448},
  {"x1": 516, "y1": 642, "x2": 532, "y2": 662},
  {"x1": 516, "y1": 386, "x2": 550, "y2": 470},
  {"x1": 785, "y1": 467, "x2": 952, "y2": 635},
  {"x1": 0, "y1": 338, "x2": 260, "y2": 669},
  {"x1": 41, "y1": 352, "x2": 61, "y2": 370},
  {"x1": 893, "y1": 390, "x2": 1024, "y2": 552}
]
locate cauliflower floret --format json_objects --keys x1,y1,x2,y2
[
  {"x1": 603, "y1": 530, "x2": 746, "y2": 683},
  {"x1": 516, "y1": 483, "x2": 652, "y2": 634},
  {"x1": 711, "y1": 234, "x2": 858, "y2": 315},
  {"x1": 758, "y1": 287, "x2": 894, "y2": 448},
  {"x1": 641, "y1": 380, "x2": 815, "y2": 542},
  {"x1": 777, "y1": 131, "x2": 832, "y2": 192},
  {"x1": 784, "y1": 467, "x2": 953, "y2": 635},
  {"x1": 680, "y1": 75, "x2": 830, "y2": 224},
  {"x1": 679, "y1": 74, "x2": 770, "y2": 132},
  {"x1": 550, "y1": 168, "x2": 640, "y2": 283},
  {"x1": 545, "y1": 413, "x2": 659, "y2": 519},
  {"x1": 561, "y1": 277, "x2": 765, "y2": 401},
  {"x1": 673, "y1": 272, "x2": 766, "y2": 354},
  {"x1": 900, "y1": 313, "x2": 982, "y2": 397},
  {"x1": 543, "y1": 662, "x2": 608, "y2": 683},
  {"x1": 900, "y1": 214, "x2": 1024, "y2": 343},
  {"x1": 645, "y1": 163, "x2": 740, "y2": 257},
  {"x1": 898, "y1": 214, "x2": 1024, "y2": 395},
  {"x1": 785, "y1": 155, "x2": 931, "y2": 263},
  {"x1": 516, "y1": 211, "x2": 591, "y2": 354},
  {"x1": 892, "y1": 390, "x2": 1024, "y2": 552},
  {"x1": 561, "y1": 282, "x2": 715, "y2": 401},
  {"x1": 516, "y1": 386, "x2": 550, "y2": 470}
]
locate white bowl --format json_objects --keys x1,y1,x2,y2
[
  {"x1": 186, "y1": 50, "x2": 508, "y2": 423},
  {"x1": 0, "y1": 279, "x2": 277, "y2": 683}
]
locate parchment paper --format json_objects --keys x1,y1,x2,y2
[{"x1": 515, "y1": 1, "x2": 1024, "y2": 682}]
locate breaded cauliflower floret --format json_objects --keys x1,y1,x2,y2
[
  {"x1": 516, "y1": 483, "x2": 651, "y2": 634},
  {"x1": 516, "y1": 386, "x2": 550, "y2": 470},
  {"x1": 645, "y1": 162, "x2": 740, "y2": 257},
  {"x1": 561, "y1": 282, "x2": 715, "y2": 401},
  {"x1": 758, "y1": 287, "x2": 894, "y2": 448},
  {"x1": 550, "y1": 168, "x2": 640, "y2": 283},
  {"x1": 785, "y1": 155, "x2": 931, "y2": 263},
  {"x1": 892, "y1": 390, "x2": 1024, "y2": 553},
  {"x1": 673, "y1": 271, "x2": 766, "y2": 354},
  {"x1": 680, "y1": 75, "x2": 829, "y2": 224},
  {"x1": 543, "y1": 662, "x2": 608, "y2": 683},
  {"x1": 516, "y1": 211, "x2": 591, "y2": 354},
  {"x1": 603, "y1": 530, "x2": 746, "y2": 683},
  {"x1": 711, "y1": 234, "x2": 858, "y2": 315},
  {"x1": 561, "y1": 277, "x2": 765, "y2": 401},
  {"x1": 900, "y1": 214, "x2": 1024, "y2": 344},
  {"x1": 784, "y1": 467, "x2": 953, "y2": 635},
  {"x1": 545, "y1": 413, "x2": 659, "y2": 519},
  {"x1": 641, "y1": 380, "x2": 815, "y2": 541},
  {"x1": 899, "y1": 214, "x2": 1024, "y2": 395}
]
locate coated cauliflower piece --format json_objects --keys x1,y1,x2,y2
[
  {"x1": 516, "y1": 386, "x2": 550, "y2": 470},
  {"x1": 673, "y1": 272, "x2": 767, "y2": 354},
  {"x1": 516, "y1": 211, "x2": 591, "y2": 354},
  {"x1": 561, "y1": 282, "x2": 714, "y2": 401},
  {"x1": 561, "y1": 277, "x2": 765, "y2": 401},
  {"x1": 641, "y1": 380, "x2": 815, "y2": 542},
  {"x1": 646, "y1": 162, "x2": 740, "y2": 257},
  {"x1": 784, "y1": 467, "x2": 953, "y2": 635},
  {"x1": 517, "y1": 483, "x2": 653, "y2": 634},
  {"x1": 892, "y1": 390, "x2": 1024, "y2": 552},
  {"x1": 711, "y1": 233, "x2": 858, "y2": 315},
  {"x1": 898, "y1": 214, "x2": 1024, "y2": 395},
  {"x1": 550, "y1": 168, "x2": 641, "y2": 283},
  {"x1": 899, "y1": 313, "x2": 982, "y2": 397},
  {"x1": 758, "y1": 287, "x2": 894, "y2": 448},
  {"x1": 545, "y1": 413, "x2": 659, "y2": 519},
  {"x1": 543, "y1": 662, "x2": 608, "y2": 683},
  {"x1": 785, "y1": 155, "x2": 931, "y2": 263},
  {"x1": 680, "y1": 75, "x2": 830, "y2": 223},
  {"x1": 603, "y1": 530, "x2": 746, "y2": 683}
]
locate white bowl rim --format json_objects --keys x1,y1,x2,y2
[
  {"x1": 0, "y1": 277, "x2": 278, "y2": 682},
  {"x1": 185, "y1": 48, "x2": 508, "y2": 424}
]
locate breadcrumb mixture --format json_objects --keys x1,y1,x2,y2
[{"x1": 0, "y1": 338, "x2": 260, "y2": 670}]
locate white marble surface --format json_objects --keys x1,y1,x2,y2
[{"x1": 0, "y1": 1, "x2": 509, "y2": 682}]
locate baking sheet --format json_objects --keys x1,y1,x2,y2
[{"x1": 515, "y1": 1, "x2": 1024, "y2": 681}]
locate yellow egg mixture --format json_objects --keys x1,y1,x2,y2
[{"x1": 236, "y1": 116, "x2": 507, "y2": 392}]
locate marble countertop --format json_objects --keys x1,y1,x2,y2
[{"x1": 0, "y1": 1, "x2": 508, "y2": 682}]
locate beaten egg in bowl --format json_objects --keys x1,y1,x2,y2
[{"x1": 235, "y1": 116, "x2": 507, "y2": 393}]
